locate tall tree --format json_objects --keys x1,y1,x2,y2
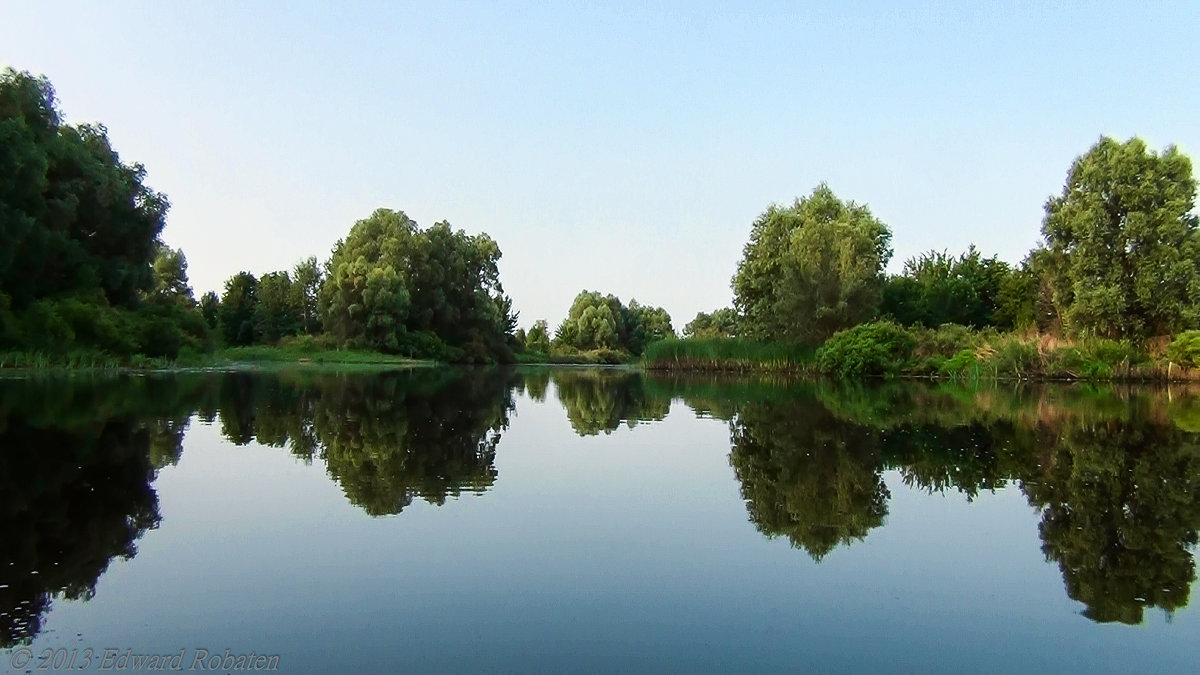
[
  {"x1": 148, "y1": 244, "x2": 194, "y2": 307},
  {"x1": 0, "y1": 68, "x2": 168, "y2": 309},
  {"x1": 219, "y1": 272, "x2": 258, "y2": 347},
  {"x1": 291, "y1": 256, "x2": 323, "y2": 335},
  {"x1": 1042, "y1": 136, "x2": 1200, "y2": 339},
  {"x1": 733, "y1": 184, "x2": 892, "y2": 344}
]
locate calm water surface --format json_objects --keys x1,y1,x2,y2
[{"x1": 1, "y1": 368, "x2": 1198, "y2": 671}]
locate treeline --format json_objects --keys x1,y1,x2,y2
[
  {"x1": 0, "y1": 69, "x2": 209, "y2": 362},
  {"x1": 664, "y1": 135, "x2": 1200, "y2": 378},
  {"x1": 0, "y1": 70, "x2": 528, "y2": 364},
  {"x1": 514, "y1": 291, "x2": 675, "y2": 363},
  {"x1": 209, "y1": 208, "x2": 519, "y2": 363}
]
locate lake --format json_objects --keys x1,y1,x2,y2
[{"x1": 1, "y1": 367, "x2": 1198, "y2": 672}]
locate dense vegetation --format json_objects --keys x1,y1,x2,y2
[
  {"x1": 0, "y1": 69, "x2": 208, "y2": 362},
  {"x1": 4, "y1": 69, "x2": 1198, "y2": 377},
  {"x1": 661, "y1": 136, "x2": 1200, "y2": 380}
]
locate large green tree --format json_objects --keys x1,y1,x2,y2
[
  {"x1": 219, "y1": 272, "x2": 258, "y2": 347},
  {"x1": 1042, "y1": 137, "x2": 1200, "y2": 339},
  {"x1": 733, "y1": 184, "x2": 892, "y2": 344},
  {"x1": 318, "y1": 208, "x2": 515, "y2": 360},
  {"x1": 0, "y1": 68, "x2": 169, "y2": 309}
]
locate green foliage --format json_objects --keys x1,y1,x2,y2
[
  {"x1": 218, "y1": 272, "x2": 258, "y2": 347},
  {"x1": 554, "y1": 290, "x2": 672, "y2": 356},
  {"x1": 816, "y1": 321, "x2": 916, "y2": 379},
  {"x1": 642, "y1": 338, "x2": 814, "y2": 372},
  {"x1": 683, "y1": 307, "x2": 739, "y2": 339},
  {"x1": 148, "y1": 245, "x2": 194, "y2": 307},
  {"x1": 291, "y1": 256, "x2": 323, "y2": 335},
  {"x1": 733, "y1": 184, "x2": 893, "y2": 344},
  {"x1": 526, "y1": 320, "x2": 551, "y2": 354},
  {"x1": 1042, "y1": 136, "x2": 1200, "y2": 339},
  {"x1": 318, "y1": 209, "x2": 514, "y2": 361},
  {"x1": 1167, "y1": 330, "x2": 1200, "y2": 369},
  {"x1": 880, "y1": 246, "x2": 1012, "y2": 329},
  {"x1": 199, "y1": 291, "x2": 220, "y2": 329},
  {"x1": 0, "y1": 69, "x2": 168, "y2": 310}
]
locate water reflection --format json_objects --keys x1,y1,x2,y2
[
  {"x1": 722, "y1": 381, "x2": 1200, "y2": 624},
  {"x1": 211, "y1": 369, "x2": 517, "y2": 516},
  {"x1": 0, "y1": 377, "x2": 191, "y2": 647},
  {"x1": 549, "y1": 369, "x2": 669, "y2": 435},
  {"x1": 1, "y1": 368, "x2": 1198, "y2": 646}
]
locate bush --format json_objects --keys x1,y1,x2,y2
[
  {"x1": 1167, "y1": 330, "x2": 1200, "y2": 368},
  {"x1": 816, "y1": 321, "x2": 916, "y2": 379}
]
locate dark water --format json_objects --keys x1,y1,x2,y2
[{"x1": 2, "y1": 368, "x2": 1198, "y2": 672}]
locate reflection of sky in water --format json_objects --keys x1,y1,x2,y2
[{"x1": 4, "y1": 375, "x2": 1199, "y2": 672}]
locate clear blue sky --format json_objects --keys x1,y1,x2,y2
[{"x1": 4, "y1": 1, "x2": 1198, "y2": 330}]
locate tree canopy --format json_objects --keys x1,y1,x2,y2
[
  {"x1": 0, "y1": 68, "x2": 169, "y2": 310},
  {"x1": 554, "y1": 290, "x2": 673, "y2": 355},
  {"x1": 318, "y1": 208, "x2": 516, "y2": 361},
  {"x1": 1041, "y1": 136, "x2": 1200, "y2": 340},
  {"x1": 733, "y1": 184, "x2": 893, "y2": 344}
]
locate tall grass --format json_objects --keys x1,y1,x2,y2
[{"x1": 641, "y1": 338, "x2": 815, "y2": 373}]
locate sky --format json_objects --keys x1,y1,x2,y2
[{"x1": 3, "y1": 1, "x2": 1199, "y2": 330}]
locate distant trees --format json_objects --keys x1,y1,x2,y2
[
  {"x1": 683, "y1": 308, "x2": 739, "y2": 339},
  {"x1": 218, "y1": 272, "x2": 258, "y2": 347},
  {"x1": 525, "y1": 319, "x2": 551, "y2": 353},
  {"x1": 317, "y1": 208, "x2": 516, "y2": 361},
  {"x1": 733, "y1": 184, "x2": 893, "y2": 345},
  {"x1": 1039, "y1": 137, "x2": 1200, "y2": 340},
  {"x1": 554, "y1": 290, "x2": 673, "y2": 355},
  {"x1": 880, "y1": 246, "x2": 1013, "y2": 329}
]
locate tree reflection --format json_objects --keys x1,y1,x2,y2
[
  {"x1": 729, "y1": 400, "x2": 889, "y2": 560},
  {"x1": 1024, "y1": 418, "x2": 1200, "y2": 624},
  {"x1": 715, "y1": 378, "x2": 1200, "y2": 624},
  {"x1": 551, "y1": 369, "x2": 669, "y2": 436},
  {"x1": 0, "y1": 377, "x2": 192, "y2": 647},
  {"x1": 212, "y1": 368, "x2": 516, "y2": 516}
]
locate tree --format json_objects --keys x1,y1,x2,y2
[
  {"x1": 684, "y1": 308, "x2": 739, "y2": 339},
  {"x1": 199, "y1": 291, "x2": 220, "y2": 330},
  {"x1": 526, "y1": 319, "x2": 551, "y2": 353},
  {"x1": 880, "y1": 246, "x2": 1011, "y2": 328},
  {"x1": 149, "y1": 244, "x2": 194, "y2": 307},
  {"x1": 555, "y1": 291, "x2": 672, "y2": 355},
  {"x1": 318, "y1": 209, "x2": 515, "y2": 360},
  {"x1": 319, "y1": 209, "x2": 414, "y2": 351},
  {"x1": 291, "y1": 256, "x2": 323, "y2": 335},
  {"x1": 625, "y1": 300, "x2": 674, "y2": 354},
  {"x1": 0, "y1": 69, "x2": 168, "y2": 309},
  {"x1": 219, "y1": 272, "x2": 258, "y2": 346},
  {"x1": 255, "y1": 271, "x2": 299, "y2": 343},
  {"x1": 556, "y1": 291, "x2": 625, "y2": 351},
  {"x1": 1042, "y1": 136, "x2": 1200, "y2": 339},
  {"x1": 733, "y1": 184, "x2": 892, "y2": 344}
]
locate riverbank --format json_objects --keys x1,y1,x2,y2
[
  {"x1": 0, "y1": 345, "x2": 430, "y2": 372},
  {"x1": 641, "y1": 324, "x2": 1200, "y2": 383}
]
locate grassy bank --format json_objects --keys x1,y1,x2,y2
[
  {"x1": 0, "y1": 344, "x2": 430, "y2": 372},
  {"x1": 642, "y1": 325, "x2": 1200, "y2": 382},
  {"x1": 514, "y1": 347, "x2": 634, "y2": 365},
  {"x1": 641, "y1": 338, "x2": 816, "y2": 373}
]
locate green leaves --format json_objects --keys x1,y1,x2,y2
[
  {"x1": 733, "y1": 184, "x2": 893, "y2": 344},
  {"x1": 1043, "y1": 136, "x2": 1200, "y2": 339}
]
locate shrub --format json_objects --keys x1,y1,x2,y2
[
  {"x1": 1166, "y1": 331, "x2": 1200, "y2": 368},
  {"x1": 816, "y1": 321, "x2": 916, "y2": 379}
]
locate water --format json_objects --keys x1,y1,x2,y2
[{"x1": 1, "y1": 368, "x2": 1198, "y2": 671}]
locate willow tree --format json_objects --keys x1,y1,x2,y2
[
  {"x1": 733, "y1": 184, "x2": 892, "y2": 344},
  {"x1": 1042, "y1": 137, "x2": 1200, "y2": 339}
]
